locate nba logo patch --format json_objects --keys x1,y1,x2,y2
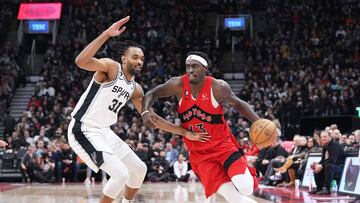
[{"x1": 185, "y1": 90, "x2": 189, "y2": 96}]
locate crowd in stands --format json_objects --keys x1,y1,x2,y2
[
  {"x1": 1, "y1": 0, "x2": 359, "y2": 196},
  {"x1": 241, "y1": 0, "x2": 360, "y2": 135},
  {"x1": 0, "y1": 2, "x2": 27, "y2": 124},
  {"x1": 255, "y1": 126, "x2": 359, "y2": 194}
]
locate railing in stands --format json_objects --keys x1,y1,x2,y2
[{"x1": 26, "y1": 39, "x2": 36, "y2": 75}]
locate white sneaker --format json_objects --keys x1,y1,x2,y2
[{"x1": 269, "y1": 173, "x2": 283, "y2": 181}]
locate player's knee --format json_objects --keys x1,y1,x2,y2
[
  {"x1": 231, "y1": 170, "x2": 254, "y2": 196},
  {"x1": 233, "y1": 176, "x2": 254, "y2": 196},
  {"x1": 106, "y1": 164, "x2": 129, "y2": 182},
  {"x1": 113, "y1": 170, "x2": 129, "y2": 182}
]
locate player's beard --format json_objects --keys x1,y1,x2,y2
[{"x1": 127, "y1": 63, "x2": 140, "y2": 76}]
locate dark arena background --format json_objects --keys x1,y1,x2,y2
[{"x1": 0, "y1": 0, "x2": 359, "y2": 202}]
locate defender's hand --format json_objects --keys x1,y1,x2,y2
[
  {"x1": 105, "y1": 16, "x2": 130, "y2": 37},
  {"x1": 142, "y1": 109, "x2": 158, "y2": 129},
  {"x1": 184, "y1": 131, "x2": 211, "y2": 142}
]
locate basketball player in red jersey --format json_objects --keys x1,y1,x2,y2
[{"x1": 142, "y1": 51, "x2": 261, "y2": 203}]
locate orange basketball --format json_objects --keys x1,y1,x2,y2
[{"x1": 249, "y1": 119, "x2": 278, "y2": 147}]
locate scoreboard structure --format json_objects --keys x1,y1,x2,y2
[{"x1": 17, "y1": 3, "x2": 62, "y2": 44}]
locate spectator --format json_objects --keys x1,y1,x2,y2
[
  {"x1": 3, "y1": 111, "x2": 15, "y2": 139},
  {"x1": 172, "y1": 154, "x2": 190, "y2": 182},
  {"x1": 7, "y1": 131, "x2": 27, "y2": 151},
  {"x1": 331, "y1": 129, "x2": 342, "y2": 142},
  {"x1": 83, "y1": 167, "x2": 107, "y2": 185},
  {"x1": 339, "y1": 134, "x2": 351, "y2": 149},
  {"x1": 135, "y1": 143, "x2": 151, "y2": 170},
  {"x1": 34, "y1": 140, "x2": 47, "y2": 158},
  {"x1": 34, "y1": 152, "x2": 55, "y2": 183},
  {"x1": 58, "y1": 143, "x2": 79, "y2": 182},
  {"x1": 310, "y1": 131, "x2": 346, "y2": 195},
  {"x1": 164, "y1": 142, "x2": 178, "y2": 167},
  {"x1": 306, "y1": 136, "x2": 322, "y2": 153},
  {"x1": 256, "y1": 138, "x2": 288, "y2": 181},
  {"x1": 27, "y1": 95, "x2": 41, "y2": 109},
  {"x1": 34, "y1": 127, "x2": 50, "y2": 145},
  {"x1": 242, "y1": 137, "x2": 259, "y2": 167},
  {"x1": 273, "y1": 136, "x2": 308, "y2": 187},
  {"x1": 23, "y1": 130, "x2": 34, "y2": 146},
  {"x1": 20, "y1": 145, "x2": 37, "y2": 183}
]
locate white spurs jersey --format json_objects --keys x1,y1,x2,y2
[{"x1": 71, "y1": 63, "x2": 136, "y2": 128}]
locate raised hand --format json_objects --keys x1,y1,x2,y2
[
  {"x1": 184, "y1": 131, "x2": 211, "y2": 143},
  {"x1": 105, "y1": 16, "x2": 130, "y2": 37}
]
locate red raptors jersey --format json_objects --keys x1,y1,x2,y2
[{"x1": 178, "y1": 75, "x2": 240, "y2": 152}]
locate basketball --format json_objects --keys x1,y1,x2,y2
[{"x1": 250, "y1": 119, "x2": 278, "y2": 147}]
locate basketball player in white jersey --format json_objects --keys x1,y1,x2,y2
[{"x1": 68, "y1": 16, "x2": 210, "y2": 203}]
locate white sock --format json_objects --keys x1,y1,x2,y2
[{"x1": 122, "y1": 197, "x2": 134, "y2": 203}]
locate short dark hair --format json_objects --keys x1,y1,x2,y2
[
  {"x1": 186, "y1": 51, "x2": 211, "y2": 67},
  {"x1": 320, "y1": 130, "x2": 331, "y2": 137},
  {"x1": 111, "y1": 40, "x2": 144, "y2": 60}
]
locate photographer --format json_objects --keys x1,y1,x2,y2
[
  {"x1": 147, "y1": 151, "x2": 170, "y2": 182},
  {"x1": 59, "y1": 143, "x2": 79, "y2": 182},
  {"x1": 33, "y1": 152, "x2": 55, "y2": 183}
]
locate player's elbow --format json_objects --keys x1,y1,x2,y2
[
  {"x1": 75, "y1": 57, "x2": 83, "y2": 67},
  {"x1": 75, "y1": 56, "x2": 88, "y2": 68},
  {"x1": 144, "y1": 91, "x2": 155, "y2": 100}
]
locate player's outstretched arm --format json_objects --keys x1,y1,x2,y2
[
  {"x1": 132, "y1": 83, "x2": 210, "y2": 142},
  {"x1": 214, "y1": 79, "x2": 260, "y2": 123},
  {"x1": 75, "y1": 16, "x2": 130, "y2": 72}
]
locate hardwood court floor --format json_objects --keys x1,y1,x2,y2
[{"x1": 0, "y1": 182, "x2": 270, "y2": 203}]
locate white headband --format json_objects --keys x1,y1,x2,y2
[{"x1": 185, "y1": 54, "x2": 208, "y2": 67}]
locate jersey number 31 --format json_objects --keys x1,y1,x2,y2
[{"x1": 109, "y1": 99, "x2": 122, "y2": 113}]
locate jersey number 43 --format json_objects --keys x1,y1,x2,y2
[{"x1": 189, "y1": 123, "x2": 207, "y2": 133}]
